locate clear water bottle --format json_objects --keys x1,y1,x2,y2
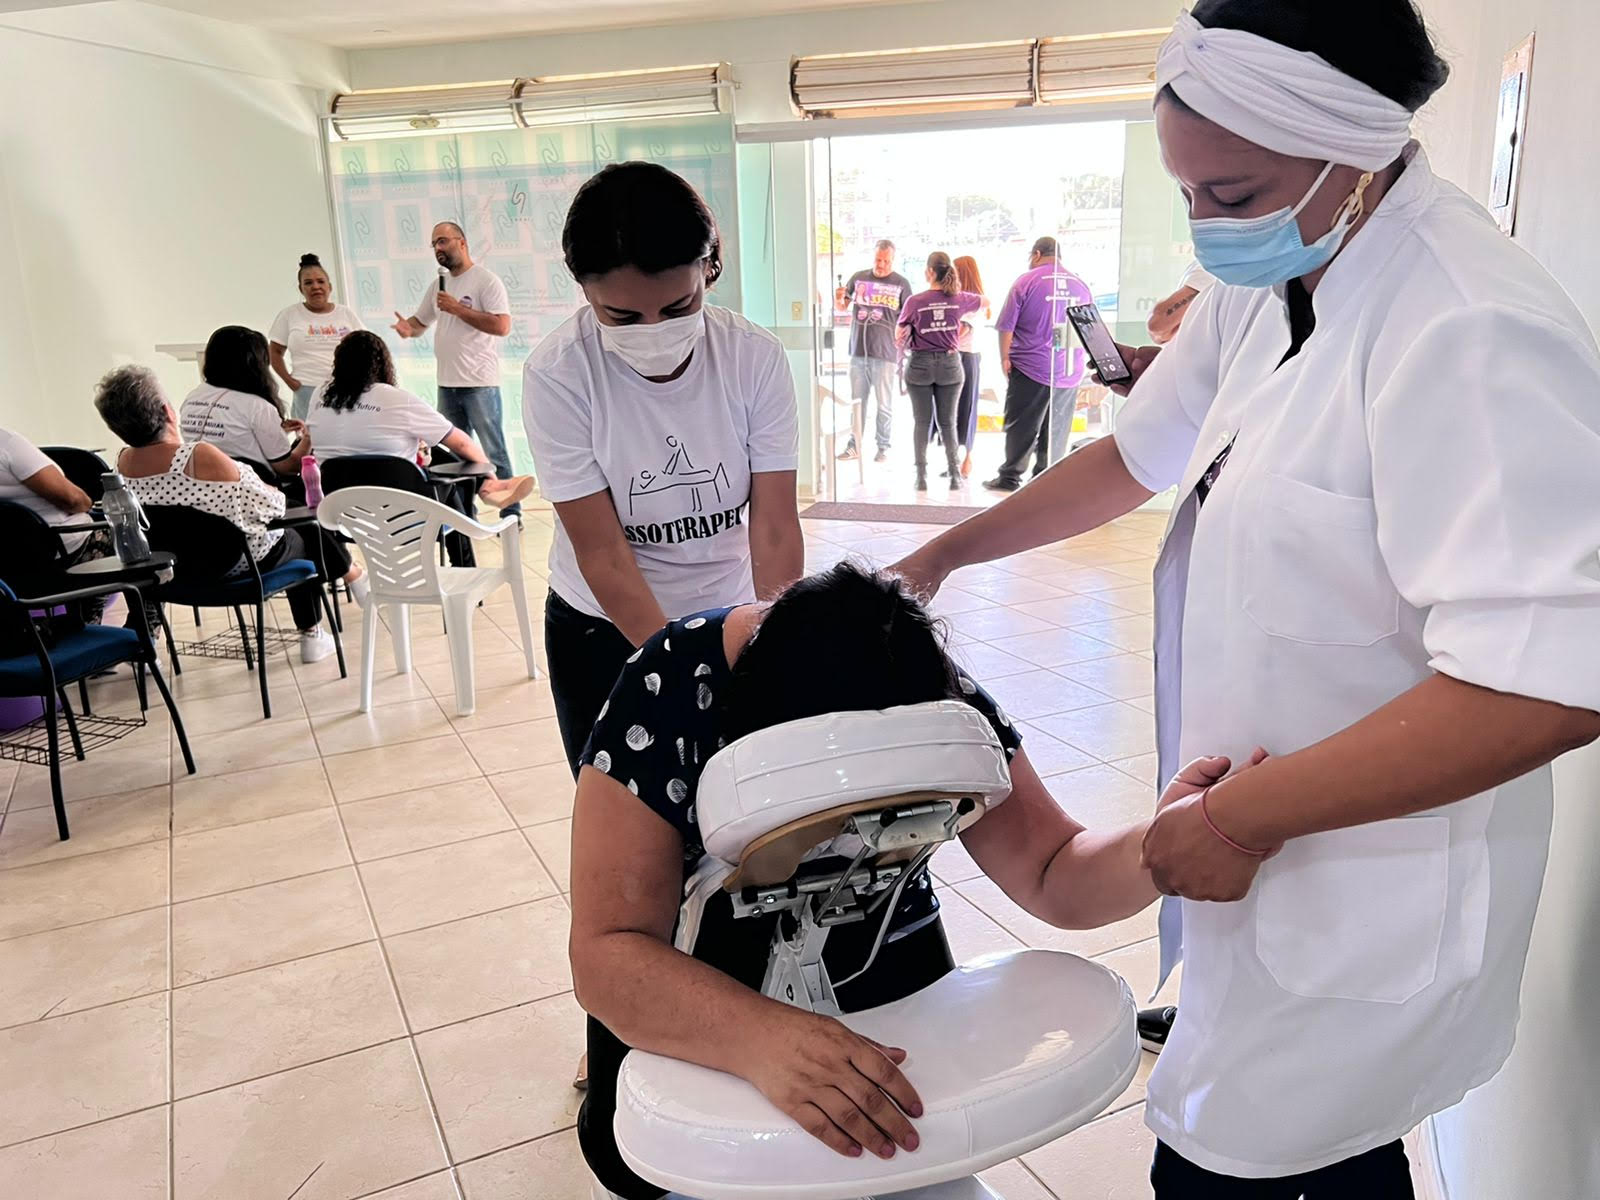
[
  {"x1": 100, "y1": 472, "x2": 151, "y2": 564},
  {"x1": 301, "y1": 454, "x2": 324, "y2": 508}
]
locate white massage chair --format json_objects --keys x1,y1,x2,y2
[{"x1": 612, "y1": 701, "x2": 1140, "y2": 1200}]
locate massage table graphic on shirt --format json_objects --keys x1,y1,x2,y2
[{"x1": 628, "y1": 436, "x2": 730, "y2": 516}]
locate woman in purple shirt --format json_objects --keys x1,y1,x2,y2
[{"x1": 897, "y1": 252, "x2": 983, "y2": 491}]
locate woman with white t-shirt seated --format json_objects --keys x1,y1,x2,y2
[
  {"x1": 179, "y1": 326, "x2": 309, "y2": 479},
  {"x1": 269, "y1": 252, "x2": 364, "y2": 421},
  {"x1": 523, "y1": 161, "x2": 804, "y2": 781},
  {"x1": 0, "y1": 426, "x2": 96, "y2": 557}
]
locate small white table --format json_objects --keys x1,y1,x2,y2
[{"x1": 155, "y1": 343, "x2": 207, "y2": 376}]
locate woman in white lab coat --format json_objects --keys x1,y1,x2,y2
[{"x1": 895, "y1": 1, "x2": 1600, "y2": 1195}]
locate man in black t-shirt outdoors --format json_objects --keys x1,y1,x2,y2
[{"x1": 834, "y1": 239, "x2": 912, "y2": 463}]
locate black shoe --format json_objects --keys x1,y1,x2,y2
[
  {"x1": 949, "y1": 475, "x2": 961, "y2": 491},
  {"x1": 1138, "y1": 1005, "x2": 1177, "y2": 1054},
  {"x1": 983, "y1": 477, "x2": 1020, "y2": 493},
  {"x1": 915, "y1": 469, "x2": 928, "y2": 491}
]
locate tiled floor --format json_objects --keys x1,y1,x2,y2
[{"x1": 0, "y1": 502, "x2": 1416, "y2": 1198}]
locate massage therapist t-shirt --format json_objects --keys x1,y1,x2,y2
[
  {"x1": 413, "y1": 263, "x2": 511, "y2": 388},
  {"x1": 522, "y1": 305, "x2": 799, "y2": 622}
]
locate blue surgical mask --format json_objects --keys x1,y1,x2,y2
[{"x1": 1190, "y1": 162, "x2": 1367, "y2": 289}]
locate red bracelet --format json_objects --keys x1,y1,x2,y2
[{"x1": 1199, "y1": 787, "x2": 1270, "y2": 858}]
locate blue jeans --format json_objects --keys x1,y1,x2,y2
[
  {"x1": 291, "y1": 384, "x2": 317, "y2": 421},
  {"x1": 848, "y1": 356, "x2": 896, "y2": 452},
  {"x1": 438, "y1": 385, "x2": 517, "y2": 514}
]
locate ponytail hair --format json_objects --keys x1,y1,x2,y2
[{"x1": 927, "y1": 251, "x2": 960, "y2": 297}]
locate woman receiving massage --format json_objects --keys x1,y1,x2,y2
[{"x1": 569, "y1": 562, "x2": 1246, "y2": 1200}]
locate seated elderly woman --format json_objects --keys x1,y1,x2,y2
[
  {"x1": 571, "y1": 562, "x2": 1237, "y2": 1200},
  {"x1": 178, "y1": 325, "x2": 310, "y2": 479},
  {"x1": 93, "y1": 365, "x2": 367, "y2": 664}
]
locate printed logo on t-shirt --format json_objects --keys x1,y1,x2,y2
[
  {"x1": 622, "y1": 436, "x2": 745, "y2": 547},
  {"x1": 305, "y1": 322, "x2": 356, "y2": 338},
  {"x1": 852, "y1": 279, "x2": 904, "y2": 325}
]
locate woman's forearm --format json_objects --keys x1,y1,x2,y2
[
  {"x1": 751, "y1": 515, "x2": 804, "y2": 600},
  {"x1": 923, "y1": 436, "x2": 1153, "y2": 575},
  {"x1": 574, "y1": 930, "x2": 794, "y2": 1075},
  {"x1": 441, "y1": 428, "x2": 488, "y2": 465},
  {"x1": 577, "y1": 550, "x2": 669, "y2": 647},
  {"x1": 1213, "y1": 674, "x2": 1600, "y2": 849},
  {"x1": 268, "y1": 345, "x2": 296, "y2": 388}
]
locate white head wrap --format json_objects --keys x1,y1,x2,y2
[{"x1": 1154, "y1": 10, "x2": 1413, "y2": 171}]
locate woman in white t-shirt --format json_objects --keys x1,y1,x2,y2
[
  {"x1": 179, "y1": 326, "x2": 309, "y2": 479},
  {"x1": 523, "y1": 162, "x2": 803, "y2": 783},
  {"x1": 0, "y1": 426, "x2": 95, "y2": 555},
  {"x1": 269, "y1": 253, "x2": 364, "y2": 420}
]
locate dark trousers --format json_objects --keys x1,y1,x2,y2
[
  {"x1": 997, "y1": 368, "x2": 1055, "y2": 485},
  {"x1": 1151, "y1": 1139, "x2": 1415, "y2": 1199},
  {"x1": 544, "y1": 589, "x2": 637, "y2": 778},
  {"x1": 957, "y1": 351, "x2": 981, "y2": 451},
  {"x1": 260, "y1": 526, "x2": 351, "y2": 630},
  {"x1": 906, "y1": 350, "x2": 963, "y2": 478}
]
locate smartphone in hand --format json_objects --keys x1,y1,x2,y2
[{"x1": 1067, "y1": 303, "x2": 1134, "y2": 386}]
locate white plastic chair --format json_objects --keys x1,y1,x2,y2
[{"x1": 317, "y1": 486, "x2": 539, "y2": 716}]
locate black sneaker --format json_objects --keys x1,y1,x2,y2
[
  {"x1": 982, "y1": 477, "x2": 1020, "y2": 493},
  {"x1": 1138, "y1": 1005, "x2": 1177, "y2": 1054}
]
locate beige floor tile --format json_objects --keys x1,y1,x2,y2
[
  {"x1": 1034, "y1": 703, "x2": 1156, "y2": 763},
  {"x1": 929, "y1": 836, "x2": 983, "y2": 885},
  {"x1": 938, "y1": 887, "x2": 1025, "y2": 964},
  {"x1": 407, "y1": 623, "x2": 521, "y2": 667},
  {"x1": 1096, "y1": 584, "x2": 1156, "y2": 615},
  {"x1": 418, "y1": 653, "x2": 545, "y2": 700},
  {"x1": 1113, "y1": 754, "x2": 1161, "y2": 787},
  {"x1": 172, "y1": 866, "x2": 372, "y2": 986},
  {"x1": 1054, "y1": 543, "x2": 1152, "y2": 568},
  {"x1": 948, "y1": 640, "x2": 1037, "y2": 683},
  {"x1": 1014, "y1": 727, "x2": 1098, "y2": 777},
  {"x1": 178, "y1": 683, "x2": 306, "y2": 736},
  {"x1": 311, "y1": 698, "x2": 454, "y2": 757},
  {"x1": 415, "y1": 991, "x2": 586, "y2": 1162},
  {"x1": 977, "y1": 1158, "x2": 1055, "y2": 1200},
  {"x1": 1050, "y1": 565, "x2": 1144, "y2": 594},
  {"x1": 0, "y1": 993, "x2": 167, "y2": 1147},
  {"x1": 171, "y1": 757, "x2": 333, "y2": 836},
  {"x1": 1043, "y1": 764, "x2": 1158, "y2": 829},
  {"x1": 984, "y1": 669, "x2": 1114, "y2": 722},
  {"x1": 172, "y1": 806, "x2": 350, "y2": 902},
  {"x1": 446, "y1": 681, "x2": 558, "y2": 733},
  {"x1": 173, "y1": 1040, "x2": 447, "y2": 1200},
  {"x1": 1126, "y1": 695, "x2": 1157, "y2": 714},
  {"x1": 1055, "y1": 653, "x2": 1155, "y2": 702},
  {"x1": 0, "y1": 841, "x2": 168, "y2": 940},
  {"x1": 0, "y1": 785, "x2": 170, "y2": 869},
  {"x1": 1074, "y1": 615, "x2": 1156, "y2": 655},
  {"x1": 298, "y1": 662, "x2": 435, "y2": 716},
  {"x1": 385, "y1": 898, "x2": 572, "y2": 1032},
  {"x1": 368, "y1": 1173, "x2": 464, "y2": 1200},
  {"x1": 522, "y1": 819, "x2": 571, "y2": 892},
  {"x1": 989, "y1": 627, "x2": 1123, "y2": 671},
  {"x1": 487, "y1": 764, "x2": 576, "y2": 827},
  {"x1": 460, "y1": 717, "x2": 567, "y2": 775},
  {"x1": 0, "y1": 908, "x2": 167, "y2": 1029},
  {"x1": 360, "y1": 831, "x2": 557, "y2": 936},
  {"x1": 1011, "y1": 593, "x2": 1137, "y2": 627},
  {"x1": 925, "y1": 585, "x2": 990, "y2": 617},
  {"x1": 1022, "y1": 1102, "x2": 1155, "y2": 1199},
  {"x1": 0, "y1": 759, "x2": 21, "y2": 808},
  {"x1": 324, "y1": 734, "x2": 483, "y2": 804},
  {"x1": 956, "y1": 878, "x2": 1159, "y2": 960},
  {"x1": 943, "y1": 606, "x2": 1058, "y2": 643},
  {"x1": 1094, "y1": 938, "x2": 1175, "y2": 1010},
  {"x1": 174, "y1": 942, "x2": 405, "y2": 1097},
  {"x1": 457, "y1": 1130, "x2": 591, "y2": 1200},
  {"x1": 0, "y1": 1106, "x2": 168, "y2": 1200},
  {"x1": 8, "y1": 740, "x2": 171, "y2": 810},
  {"x1": 341, "y1": 779, "x2": 516, "y2": 862},
  {"x1": 185, "y1": 716, "x2": 320, "y2": 778},
  {"x1": 165, "y1": 661, "x2": 272, "y2": 702},
  {"x1": 957, "y1": 574, "x2": 1072, "y2": 607}
]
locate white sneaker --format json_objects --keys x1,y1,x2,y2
[
  {"x1": 348, "y1": 575, "x2": 370, "y2": 609},
  {"x1": 299, "y1": 628, "x2": 336, "y2": 664}
]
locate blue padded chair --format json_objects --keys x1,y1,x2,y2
[
  {"x1": 0, "y1": 576, "x2": 194, "y2": 840},
  {"x1": 142, "y1": 504, "x2": 344, "y2": 719}
]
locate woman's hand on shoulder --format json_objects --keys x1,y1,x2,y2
[
  {"x1": 741, "y1": 1005, "x2": 923, "y2": 1161},
  {"x1": 187, "y1": 442, "x2": 241, "y2": 483}
]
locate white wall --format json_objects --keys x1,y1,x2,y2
[
  {"x1": 0, "y1": 2, "x2": 347, "y2": 447},
  {"x1": 1412, "y1": 2, "x2": 1600, "y2": 1197},
  {"x1": 347, "y1": 0, "x2": 1177, "y2": 125}
]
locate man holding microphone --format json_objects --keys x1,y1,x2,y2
[{"x1": 392, "y1": 221, "x2": 518, "y2": 513}]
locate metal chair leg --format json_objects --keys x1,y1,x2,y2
[
  {"x1": 57, "y1": 687, "x2": 85, "y2": 760},
  {"x1": 255, "y1": 601, "x2": 271, "y2": 718},
  {"x1": 155, "y1": 605, "x2": 181, "y2": 676},
  {"x1": 149, "y1": 656, "x2": 196, "y2": 776},
  {"x1": 319, "y1": 588, "x2": 347, "y2": 679},
  {"x1": 133, "y1": 661, "x2": 149, "y2": 710},
  {"x1": 192, "y1": 606, "x2": 201, "y2": 627},
  {"x1": 43, "y1": 688, "x2": 68, "y2": 840},
  {"x1": 234, "y1": 605, "x2": 254, "y2": 670},
  {"x1": 77, "y1": 676, "x2": 92, "y2": 716}
]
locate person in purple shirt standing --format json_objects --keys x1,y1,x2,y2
[
  {"x1": 986, "y1": 236, "x2": 1092, "y2": 493},
  {"x1": 897, "y1": 252, "x2": 983, "y2": 492}
]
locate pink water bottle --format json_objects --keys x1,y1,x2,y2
[{"x1": 301, "y1": 454, "x2": 323, "y2": 508}]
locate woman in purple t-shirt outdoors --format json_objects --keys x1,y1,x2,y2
[{"x1": 897, "y1": 252, "x2": 983, "y2": 491}]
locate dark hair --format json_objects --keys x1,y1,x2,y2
[
  {"x1": 297, "y1": 252, "x2": 327, "y2": 285},
  {"x1": 1031, "y1": 236, "x2": 1058, "y2": 258},
  {"x1": 202, "y1": 326, "x2": 282, "y2": 418},
  {"x1": 563, "y1": 162, "x2": 723, "y2": 286},
  {"x1": 322, "y1": 330, "x2": 394, "y2": 412},
  {"x1": 926, "y1": 251, "x2": 961, "y2": 297},
  {"x1": 721, "y1": 562, "x2": 962, "y2": 744},
  {"x1": 435, "y1": 220, "x2": 466, "y2": 241},
  {"x1": 1190, "y1": 0, "x2": 1448, "y2": 111}
]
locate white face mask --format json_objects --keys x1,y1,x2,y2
[{"x1": 598, "y1": 310, "x2": 706, "y2": 378}]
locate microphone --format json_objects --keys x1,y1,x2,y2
[{"x1": 438, "y1": 266, "x2": 449, "y2": 294}]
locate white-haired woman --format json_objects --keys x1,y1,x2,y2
[{"x1": 896, "y1": 1, "x2": 1600, "y2": 1194}]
